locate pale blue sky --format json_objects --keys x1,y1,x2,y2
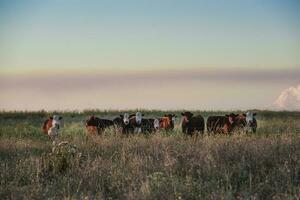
[{"x1": 0, "y1": 0, "x2": 299, "y2": 72}]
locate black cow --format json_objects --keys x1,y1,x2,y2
[
  {"x1": 181, "y1": 111, "x2": 205, "y2": 136},
  {"x1": 86, "y1": 116, "x2": 114, "y2": 135},
  {"x1": 113, "y1": 113, "x2": 135, "y2": 134},
  {"x1": 141, "y1": 118, "x2": 160, "y2": 134}
]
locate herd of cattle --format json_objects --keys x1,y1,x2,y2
[{"x1": 42, "y1": 111, "x2": 257, "y2": 138}]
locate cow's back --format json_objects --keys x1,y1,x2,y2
[
  {"x1": 113, "y1": 117, "x2": 123, "y2": 127},
  {"x1": 98, "y1": 119, "x2": 114, "y2": 129},
  {"x1": 141, "y1": 118, "x2": 154, "y2": 133},
  {"x1": 190, "y1": 115, "x2": 205, "y2": 132}
]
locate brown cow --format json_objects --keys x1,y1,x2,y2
[
  {"x1": 42, "y1": 118, "x2": 53, "y2": 135},
  {"x1": 160, "y1": 114, "x2": 176, "y2": 131},
  {"x1": 206, "y1": 113, "x2": 239, "y2": 134}
]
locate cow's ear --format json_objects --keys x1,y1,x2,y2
[
  {"x1": 50, "y1": 116, "x2": 53, "y2": 119},
  {"x1": 59, "y1": 116, "x2": 63, "y2": 120},
  {"x1": 181, "y1": 113, "x2": 184, "y2": 116},
  {"x1": 253, "y1": 113, "x2": 257, "y2": 116},
  {"x1": 225, "y1": 114, "x2": 229, "y2": 117},
  {"x1": 243, "y1": 114, "x2": 246, "y2": 117},
  {"x1": 120, "y1": 115, "x2": 123, "y2": 118}
]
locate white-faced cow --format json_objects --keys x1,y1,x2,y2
[
  {"x1": 113, "y1": 113, "x2": 135, "y2": 134},
  {"x1": 129, "y1": 112, "x2": 144, "y2": 134},
  {"x1": 42, "y1": 115, "x2": 64, "y2": 138},
  {"x1": 244, "y1": 111, "x2": 257, "y2": 133}
]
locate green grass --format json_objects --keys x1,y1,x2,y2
[{"x1": 0, "y1": 110, "x2": 300, "y2": 199}]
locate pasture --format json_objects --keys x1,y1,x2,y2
[{"x1": 1, "y1": 110, "x2": 300, "y2": 199}]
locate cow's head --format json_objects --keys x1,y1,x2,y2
[
  {"x1": 165, "y1": 114, "x2": 177, "y2": 123},
  {"x1": 120, "y1": 113, "x2": 132, "y2": 125},
  {"x1": 51, "y1": 115, "x2": 63, "y2": 129},
  {"x1": 154, "y1": 118, "x2": 160, "y2": 130},
  {"x1": 171, "y1": 114, "x2": 177, "y2": 123},
  {"x1": 246, "y1": 111, "x2": 257, "y2": 125},
  {"x1": 135, "y1": 112, "x2": 144, "y2": 125},
  {"x1": 86, "y1": 115, "x2": 97, "y2": 127},
  {"x1": 225, "y1": 113, "x2": 238, "y2": 124},
  {"x1": 181, "y1": 112, "x2": 193, "y2": 123}
]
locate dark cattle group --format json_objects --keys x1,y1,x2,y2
[
  {"x1": 207, "y1": 112, "x2": 257, "y2": 134},
  {"x1": 42, "y1": 111, "x2": 257, "y2": 138}
]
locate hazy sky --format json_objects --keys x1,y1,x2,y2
[{"x1": 0, "y1": 0, "x2": 299, "y2": 111}]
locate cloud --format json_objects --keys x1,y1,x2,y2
[{"x1": 274, "y1": 84, "x2": 300, "y2": 111}]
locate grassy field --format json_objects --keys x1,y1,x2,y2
[{"x1": 1, "y1": 110, "x2": 300, "y2": 199}]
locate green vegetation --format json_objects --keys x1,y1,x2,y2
[{"x1": 0, "y1": 110, "x2": 300, "y2": 199}]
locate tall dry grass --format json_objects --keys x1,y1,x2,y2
[{"x1": 0, "y1": 110, "x2": 300, "y2": 199}]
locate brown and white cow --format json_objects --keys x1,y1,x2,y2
[{"x1": 42, "y1": 115, "x2": 63, "y2": 138}]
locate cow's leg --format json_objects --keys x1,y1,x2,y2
[
  {"x1": 182, "y1": 126, "x2": 187, "y2": 134},
  {"x1": 97, "y1": 128, "x2": 104, "y2": 135},
  {"x1": 134, "y1": 127, "x2": 142, "y2": 134}
]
